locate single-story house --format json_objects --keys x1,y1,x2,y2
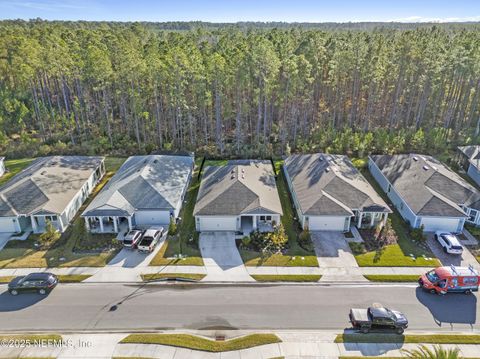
[
  {"x1": 82, "y1": 155, "x2": 194, "y2": 233},
  {"x1": 0, "y1": 157, "x2": 5, "y2": 177},
  {"x1": 369, "y1": 153, "x2": 480, "y2": 233},
  {"x1": 193, "y1": 160, "x2": 283, "y2": 233},
  {"x1": 0, "y1": 156, "x2": 105, "y2": 233},
  {"x1": 283, "y1": 154, "x2": 391, "y2": 232},
  {"x1": 457, "y1": 145, "x2": 480, "y2": 186}
]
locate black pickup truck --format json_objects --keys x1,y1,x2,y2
[{"x1": 349, "y1": 306, "x2": 408, "y2": 334}]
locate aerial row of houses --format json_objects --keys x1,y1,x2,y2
[{"x1": 1, "y1": 145, "x2": 480, "y2": 236}]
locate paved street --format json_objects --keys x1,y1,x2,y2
[{"x1": 0, "y1": 282, "x2": 478, "y2": 332}]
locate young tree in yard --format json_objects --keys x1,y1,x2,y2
[
  {"x1": 375, "y1": 218, "x2": 397, "y2": 246},
  {"x1": 39, "y1": 220, "x2": 60, "y2": 247},
  {"x1": 266, "y1": 223, "x2": 288, "y2": 253},
  {"x1": 168, "y1": 216, "x2": 177, "y2": 236},
  {"x1": 402, "y1": 344, "x2": 461, "y2": 359}
]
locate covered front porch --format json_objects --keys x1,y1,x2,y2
[
  {"x1": 31, "y1": 213, "x2": 64, "y2": 233},
  {"x1": 239, "y1": 214, "x2": 280, "y2": 235},
  {"x1": 354, "y1": 211, "x2": 388, "y2": 229},
  {"x1": 84, "y1": 215, "x2": 132, "y2": 234}
]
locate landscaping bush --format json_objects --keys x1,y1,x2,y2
[
  {"x1": 410, "y1": 225, "x2": 426, "y2": 242},
  {"x1": 168, "y1": 216, "x2": 177, "y2": 236},
  {"x1": 349, "y1": 242, "x2": 367, "y2": 255},
  {"x1": 39, "y1": 220, "x2": 61, "y2": 248},
  {"x1": 247, "y1": 224, "x2": 288, "y2": 254},
  {"x1": 298, "y1": 228, "x2": 314, "y2": 251}
]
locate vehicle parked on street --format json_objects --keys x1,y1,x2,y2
[
  {"x1": 434, "y1": 231, "x2": 464, "y2": 255},
  {"x1": 349, "y1": 306, "x2": 408, "y2": 334},
  {"x1": 8, "y1": 272, "x2": 58, "y2": 296},
  {"x1": 137, "y1": 227, "x2": 164, "y2": 252},
  {"x1": 419, "y1": 265, "x2": 480, "y2": 295},
  {"x1": 122, "y1": 229, "x2": 144, "y2": 249}
]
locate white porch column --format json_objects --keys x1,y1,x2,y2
[
  {"x1": 99, "y1": 216, "x2": 104, "y2": 232},
  {"x1": 370, "y1": 213, "x2": 375, "y2": 228},
  {"x1": 85, "y1": 217, "x2": 90, "y2": 231},
  {"x1": 383, "y1": 213, "x2": 388, "y2": 226},
  {"x1": 357, "y1": 212, "x2": 363, "y2": 228},
  {"x1": 30, "y1": 215, "x2": 38, "y2": 233},
  {"x1": 127, "y1": 216, "x2": 132, "y2": 231},
  {"x1": 113, "y1": 217, "x2": 118, "y2": 233},
  {"x1": 252, "y1": 215, "x2": 257, "y2": 230}
]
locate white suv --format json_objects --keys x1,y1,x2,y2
[
  {"x1": 434, "y1": 231, "x2": 464, "y2": 255},
  {"x1": 137, "y1": 227, "x2": 164, "y2": 252}
]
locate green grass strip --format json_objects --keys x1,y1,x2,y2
[
  {"x1": 364, "y1": 274, "x2": 420, "y2": 282},
  {"x1": 120, "y1": 333, "x2": 281, "y2": 352},
  {"x1": 141, "y1": 273, "x2": 206, "y2": 281},
  {"x1": 335, "y1": 333, "x2": 480, "y2": 344},
  {"x1": 251, "y1": 275, "x2": 321, "y2": 282}
]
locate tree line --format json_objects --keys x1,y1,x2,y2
[{"x1": 0, "y1": 20, "x2": 479, "y2": 159}]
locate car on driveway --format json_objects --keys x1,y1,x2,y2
[
  {"x1": 434, "y1": 231, "x2": 464, "y2": 255},
  {"x1": 8, "y1": 272, "x2": 58, "y2": 296},
  {"x1": 123, "y1": 229, "x2": 144, "y2": 249},
  {"x1": 137, "y1": 227, "x2": 164, "y2": 252},
  {"x1": 349, "y1": 306, "x2": 408, "y2": 334}
]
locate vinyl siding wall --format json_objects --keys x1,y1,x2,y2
[{"x1": 467, "y1": 164, "x2": 480, "y2": 188}]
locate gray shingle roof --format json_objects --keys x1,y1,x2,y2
[
  {"x1": 284, "y1": 154, "x2": 391, "y2": 216},
  {"x1": 371, "y1": 153, "x2": 480, "y2": 217},
  {"x1": 194, "y1": 160, "x2": 283, "y2": 216},
  {"x1": 458, "y1": 145, "x2": 480, "y2": 171},
  {"x1": 82, "y1": 155, "x2": 193, "y2": 217},
  {"x1": 0, "y1": 156, "x2": 104, "y2": 216}
]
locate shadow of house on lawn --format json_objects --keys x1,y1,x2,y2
[{"x1": 415, "y1": 287, "x2": 477, "y2": 327}]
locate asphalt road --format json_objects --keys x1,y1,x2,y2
[{"x1": 0, "y1": 283, "x2": 478, "y2": 332}]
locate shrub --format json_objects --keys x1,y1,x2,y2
[
  {"x1": 168, "y1": 216, "x2": 177, "y2": 236},
  {"x1": 241, "y1": 236, "x2": 251, "y2": 248},
  {"x1": 410, "y1": 224, "x2": 426, "y2": 242},
  {"x1": 298, "y1": 229, "x2": 312, "y2": 249},
  {"x1": 39, "y1": 220, "x2": 61, "y2": 247},
  {"x1": 349, "y1": 242, "x2": 367, "y2": 255},
  {"x1": 376, "y1": 218, "x2": 398, "y2": 246}
]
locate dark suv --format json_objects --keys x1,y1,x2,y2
[{"x1": 8, "y1": 272, "x2": 58, "y2": 295}]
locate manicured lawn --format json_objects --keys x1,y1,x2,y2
[
  {"x1": 239, "y1": 164, "x2": 318, "y2": 267},
  {"x1": 149, "y1": 162, "x2": 203, "y2": 266},
  {"x1": 141, "y1": 273, "x2": 205, "y2": 281},
  {"x1": 364, "y1": 274, "x2": 421, "y2": 282},
  {"x1": 335, "y1": 333, "x2": 480, "y2": 344},
  {"x1": 0, "y1": 334, "x2": 62, "y2": 342},
  {"x1": 203, "y1": 159, "x2": 229, "y2": 167},
  {"x1": 0, "y1": 276, "x2": 14, "y2": 283},
  {"x1": 353, "y1": 170, "x2": 440, "y2": 267},
  {"x1": 120, "y1": 333, "x2": 281, "y2": 352},
  {"x1": 251, "y1": 274, "x2": 321, "y2": 282},
  {"x1": 0, "y1": 157, "x2": 35, "y2": 186}
]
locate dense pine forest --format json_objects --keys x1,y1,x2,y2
[{"x1": 1, "y1": 20, "x2": 480, "y2": 158}]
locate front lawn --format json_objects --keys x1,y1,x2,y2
[
  {"x1": 364, "y1": 274, "x2": 421, "y2": 282},
  {"x1": 149, "y1": 161, "x2": 203, "y2": 266},
  {"x1": 251, "y1": 274, "x2": 321, "y2": 282},
  {"x1": 141, "y1": 273, "x2": 205, "y2": 281},
  {"x1": 0, "y1": 157, "x2": 35, "y2": 186},
  {"x1": 239, "y1": 164, "x2": 318, "y2": 267},
  {"x1": 352, "y1": 170, "x2": 440, "y2": 267},
  {"x1": 120, "y1": 333, "x2": 281, "y2": 352}
]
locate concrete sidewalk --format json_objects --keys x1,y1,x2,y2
[
  {"x1": 1, "y1": 331, "x2": 480, "y2": 359},
  {"x1": 0, "y1": 264, "x2": 433, "y2": 283}
]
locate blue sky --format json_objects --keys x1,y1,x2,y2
[{"x1": 0, "y1": 0, "x2": 479, "y2": 22}]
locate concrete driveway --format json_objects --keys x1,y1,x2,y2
[
  {"x1": 426, "y1": 233, "x2": 480, "y2": 269},
  {"x1": 199, "y1": 232, "x2": 254, "y2": 282},
  {"x1": 311, "y1": 231, "x2": 366, "y2": 281},
  {"x1": 0, "y1": 233, "x2": 13, "y2": 251}
]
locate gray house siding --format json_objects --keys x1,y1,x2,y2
[{"x1": 467, "y1": 164, "x2": 480, "y2": 187}]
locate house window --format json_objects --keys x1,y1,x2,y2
[
  {"x1": 260, "y1": 216, "x2": 265, "y2": 221},
  {"x1": 51, "y1": 215, "x2": 57, "y2": 221},
  {"x1": 387, "y1": 184, "x2": 391, "y2": 193},
  {"x1": 468, "y1": 209, "x2": 477, "y2": 223},
  {"x1": 400, "y1": 202, "x2": 404, "y2": 211},
  {"x1": 266, "y1": 216, "x2": 272, "y2": 221}
]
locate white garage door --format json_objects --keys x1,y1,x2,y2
[
  {"x1": 420, "y1": 217, "x2": 462, "y2": 232},
  {"x1": 0, "y1": 217, "x2": 17, "y2": 233},
  {"x1": 135, "y1": 210, "x2": 170, "y2": 226},
  {"x1": 308, "y1": 216, "x2": 348, "y2": 231},
  {"x1": 198, "y1": 217, "x2": 237, "y2": 231}
]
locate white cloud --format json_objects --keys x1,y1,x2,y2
[{"x1": 392, "y1": 15, "x2": 480, "y2": 23}]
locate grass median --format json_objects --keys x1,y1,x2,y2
[
  {"x1": 364, "y1": 274, "x2": 420, "y2": 282},
  {"x1": 0, "y1": 274, "x2": 91, "y2": 283},
  {"x1": 120, "y1": 333, "x2": 281, "y2": 352},
  {"x1": 141, "y1": 273, "x2": 205, "y2": 282},
  {"x1": 335, "y1": 333, "x2": 480, "y2": 344},
  {"x1": 0, "y1": 334, "x2": 62, "y2": 341},
  {"x1": 251, "y1": 275, "x2": 321, "y2": 282}
]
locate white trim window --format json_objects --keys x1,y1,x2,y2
[{"x1": 468, "y1": 208, "x2": 478, "y2": 223}]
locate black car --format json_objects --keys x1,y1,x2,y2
[
  {"x1": 349, "y1": 306, "x2": 408, "y2": 334},
  {"x1": 8, "y1": 272, "x2": 58, "y2": 296}
]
